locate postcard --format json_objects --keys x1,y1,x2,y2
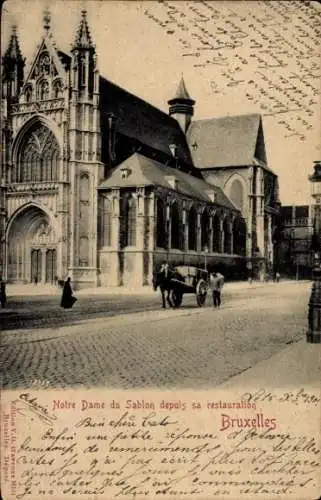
[{"x1": 1, "y1": 0, "x2": 320, "y2": 499}]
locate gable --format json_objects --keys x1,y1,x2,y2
[
  {"x1": 21, "y1": 36, "x2": 68, "y2": 97},
  {"x1": 187, "y1": 114, "x2": 262, "y2": 169}
]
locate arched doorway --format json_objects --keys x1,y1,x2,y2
[{"x1": 6, "y1": 205, "x2": 57, "y2": 283}]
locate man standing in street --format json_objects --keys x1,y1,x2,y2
[{"x1": 210, "y1": 271, "x2": 224, "y2": 308}]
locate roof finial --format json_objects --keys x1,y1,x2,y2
[
  {"x1": 72, "y1": 8, "x2": 94, "y2": 51},
  {"x1": 43, "y1": 9, "x2": 51, "y2": 32}
]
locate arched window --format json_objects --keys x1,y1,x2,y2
[
  {"x1": 17, "y1": 122, "x2": 59, "y2": 183},
  {"x1": 101, "y1": 196, "x2": 112, "y2": 247},
  {"x1": 79, "y1": 55, "x2": 86, "y2": 87},
  {"x1": 229, "y1": 178, "x2": 244, "y2": 212},
  {"x1": 212, "y1": 214, "x2": 221, "y2": 253},
  {"x1": 170, "y1": 202, "x2": 181, "y2": 250},
  {"x1": 25, "y1": 85, "x2": 32, "y2": 102},
  {"x1": 53, "y1": 79, "x2": 63, "y2": 98},
  {"x1": 201, "y1": 209, "x2": 210, "y2": 250},
  {"x1": 232, "y1": 218, "x2": 247, "y2": 255},
  {"x1": 188, "y1": 206, "x2": 197, "y2": 251},
  {"x1": 223, "y1": 218, "x2": 231, "y2": 254},
  {"x1": 38, "y1": 80, "x2": 49, "y2": 100},
  {"x1": 156, "y1": 198, "x2": 166, "y2": 248},
  {"x1": 120, "y1": 193, "x2": 136, "y2": 248}
]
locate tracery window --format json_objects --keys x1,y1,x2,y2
[
  {"x1": 229, "y1": 178, "x2": 244, "y2": 212},
  {"x1": 201, "y1": 209, "x2": 210, "y2": 250},
  {"x1": 223, "y1": 218, "x2": 231, "y2": 254},
  {"x1": 156, "y1": 198, "x2": 166, "y2": 248},
  {"x1": 120, "y1": 193, "x2": 136, "y2": 248},
  {"x1": 233, "y1": 218, "x2": 246, "y2": 255},
  {"x1": 16, "y1": 122, "x2": 59, "y2": 182},
  {"x1": 212, "y1": 214, "x2": 221, "y2": 253},
  {"x1": 79, "y1": 174, "x2": 90, "y2": 267},
  {"x1": 101, "y1": 196, "x2": 112, "y2": 247},
  {"x1": 188, "y1": 206, "x2": 197, "y2": 251},
  {"x1": 170, "y1": 202, "x2": 181, "y2": 250}
]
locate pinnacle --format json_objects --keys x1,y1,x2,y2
[
  {"x1": 4, "y1": 25, "x2": 23, "y2": 62},
  {"x1": 72, "y1": 9, "x2": 94, "y2": 50}
]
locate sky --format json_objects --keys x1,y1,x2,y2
[{"x1": 1, "y1": 0, "x2": 320, "y2": 206}]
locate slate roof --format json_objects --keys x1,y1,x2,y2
[
  {"x1": 99, "y1": 77, "x2": 194, "y2": 167},
  {"x1": 187, "y1": 113, "x2": 268, "y2": 169},
  {"x1": 99, "y1": 153, "x2": 237, "y2": 211}
]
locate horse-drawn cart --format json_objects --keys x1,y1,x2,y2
[
  {"x1": 170, "y1": 266, "x2": 209, "y2": 307},
  {"x1": 153, "y1": 265, "x2": 209, "y2": 308}
]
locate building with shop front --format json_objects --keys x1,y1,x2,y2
[
  {"x1": 278, "y1": 205, "x2": 313, "y2": 279},
  {"x1": 0, "y1": 10, "x2": 280, "y2": 288}
]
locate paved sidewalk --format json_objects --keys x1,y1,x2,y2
[
  {"x1": 5, "y1": 279, "x2": 311, "y2": 297},
  {"x1": 219, "y1": 339, "x2": 321, "y2": 390}
]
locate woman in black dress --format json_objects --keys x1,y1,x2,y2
[{"x1": 60, "y1": 277, "x2": 77, "y2": 309}]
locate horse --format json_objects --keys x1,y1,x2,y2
[{"x1": 152, "y1": 266, "x2": 185, "y2": 309}]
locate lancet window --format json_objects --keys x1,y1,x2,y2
[
  {"x1": 120, "y1": 193, "x2": 136, "y2": 248},
  {"x1": 188, "y1": 206, "x2": 197, "y2": 251},
  {"x1": 156, "y1": 198, "x2": 166, "y2": 248}
]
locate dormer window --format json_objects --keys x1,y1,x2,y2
[
  {"x1": 205, "y1": 189, "x2": 216, "y2": 202},
  {"x1": 121, "y1": 167, "x2": 131, "y2": 180},
  {"x1": 165, "y1": 175, "x2": 178, "y2": 190}
]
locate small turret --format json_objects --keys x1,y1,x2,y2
[
  {"x1": 71, "y1": 10, "x2": 96, "y2": 98},
  {"x1": 2, "y1": 25, "x2": 25, "y2": 100},
  {"x1": 168, "y1": 76, "x2": 195, "y2": 133}
]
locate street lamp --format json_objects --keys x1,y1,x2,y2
[{"x1": 307, "y1": 161, "x2": 321, "y2": 343}]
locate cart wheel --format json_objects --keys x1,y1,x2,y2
[
  {"x1": 171, "y1": 289, "x2": 183, "y2": 308},
  {"x1": 196, "y1": 279, "x2": 207, "y2": 307}
]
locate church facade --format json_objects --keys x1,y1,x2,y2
[{"x1": 0, "y1": 11, "x2": 280, "y2": 288}]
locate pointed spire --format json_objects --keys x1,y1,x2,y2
[
  {"x1": 4, "y1": 25, "x2": 23, "y2": 62},
  {"x1": 168, "y1": 76, "x2": 195, "y2": 105},
  {"x1": 2, "y1": 25, "x2": 25, "y2": 96},
  {"x1": 174, "y1": 75, "x2": 192, "y2": 100},
  {"x1": 168, "y1": 76, "x2": 195, "y2": 134},
  {"x1": 72, "y1": 10, "x2": 94, "y2": 50}
]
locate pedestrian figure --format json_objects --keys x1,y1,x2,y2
[
  {"x1": 275, "y1": 271, "x2": 280, "y2": 283},
  {"x1": 34, "y1": 276, "x2": 38, "y2": 285},
  {"x1": 60, "y1": 277, "x2": 77, "y2": 309},
  {"x1": 0, "y1": 277, "x2": 7, "y2": 308},
  {"x1": 210, "y1": 271, "x2": 224, "y2": 308}
]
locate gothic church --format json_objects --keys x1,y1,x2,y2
[{"x1": 0, "y1": 10, "x2": 280, "y2": 288}]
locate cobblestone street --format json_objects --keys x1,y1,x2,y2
[{"x1": 1, "y1": 282, "x2": 310, "y2": 390}]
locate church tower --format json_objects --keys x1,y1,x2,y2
[
  {"x1": 168, "y1": 76, "x2": 195, "y2": 134},
  {"x1": 69, "y1": 10, "x2": 102, "y2": 286},
  {"x1": 1, "y1": 26, "x2": 25, "y2": 277}
]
